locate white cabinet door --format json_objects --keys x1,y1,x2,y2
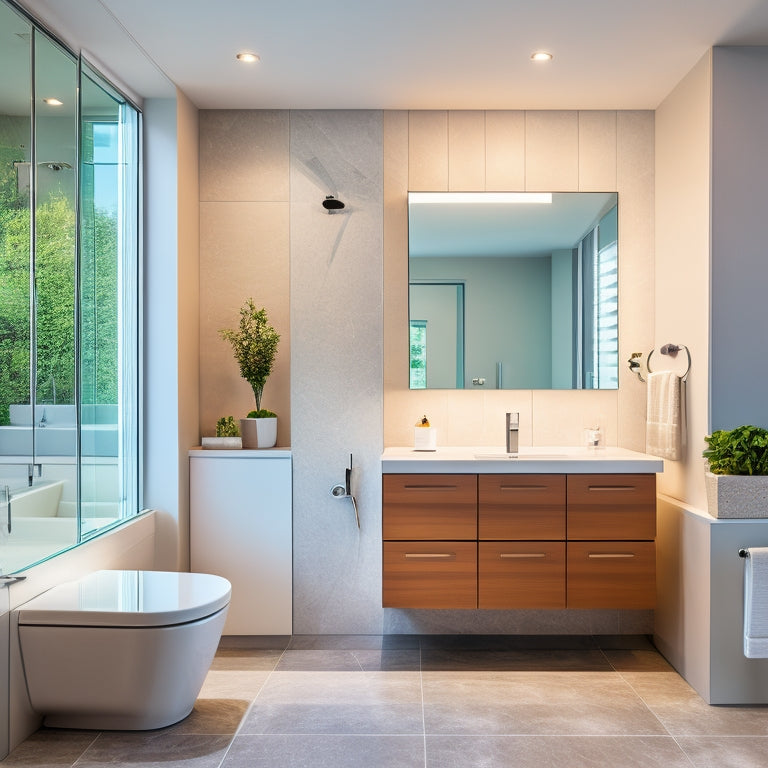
[{"x1": 190, "y1": 452, "x2": 292, "y2": 635}]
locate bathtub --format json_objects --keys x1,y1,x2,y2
[
  {"x1": 8, "y1": 481, "x2": 65, "y2": 518},
  {"x1": 2, "y1": 514, "x2": 118, "y2": 575}
]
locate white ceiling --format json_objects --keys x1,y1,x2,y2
[{"x1": 14, "y1": 0, "x2": 768, "y2": 109}]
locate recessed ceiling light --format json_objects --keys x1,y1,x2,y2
[
  {"x1": 530, "y1": 51, "x2": 553, "y2": 62},
  {"x1": 236, "y1": 52, "x2": 260, "y2": 63},
  {"x1": 43, "y1": 97, "x2": 63, "y2": 106}
]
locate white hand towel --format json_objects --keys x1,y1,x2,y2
[
  {"x1": 744, "y1": 547, "x2": 768, "y2": 658},
  {"x1": 645, "y1": 370, "x2": 683, "y2": 461}
]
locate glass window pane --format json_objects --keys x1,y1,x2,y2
[{"x1": 79, "y1": 65, "x2": 140, "y2": 538}]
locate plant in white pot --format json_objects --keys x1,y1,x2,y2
[
  {"x1": 703, "y1": 425, "x2": 768, "y2": 518},
  {"x1": 220, "y1": 299, "x2": 280, "y2": 449}
]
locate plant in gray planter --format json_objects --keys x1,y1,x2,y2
[
  {"x1": 703, "y1": 425, "x2": 768, "y2": 518},
  {"x1": 220, "y1": 299, "x2": 280, "y2": 449},
  {"x1": 201, "y1": 415, "x2": 242, "y2": 450}
]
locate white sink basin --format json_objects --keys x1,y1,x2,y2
[{"x1": 474, "y1": 452, "x2": 568, "y2": 460}]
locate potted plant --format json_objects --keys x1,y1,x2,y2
[
  {"x1": 703, "y1": 425, "x2": 768, "y2": 518},
  {"x1": 220, "y1": 299, "x2": 280, "y2": 449},
  {"x1": 201, "y1": 416, "x2": 242, "y2": 450}
]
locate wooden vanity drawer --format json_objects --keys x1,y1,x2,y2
[
  {"x1": 566, "y1": 474, "x2": 656, "y2": 540},
  {"x1": 383, "y1": 474, "x2": 477, "y2": 540},
  {"x1": 382, "y1": 541, "x2": 477, "y2": 608},
  {"x1": 478, "y1": 474, "x2": 566, "y2": 540},
  {"x1": 478, "y1": 541, "x2": 565, "y2": 609},
  {"x1": 566, "y1": 541, "x2": 656, "y2": 609}
]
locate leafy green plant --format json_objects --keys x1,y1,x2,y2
[
  {"x1": 219, "y1": 299, "x2": 279, "y2": 413},
  {"x1": 247, "y1": 409, "x2": 277, "y2": 419},
  {"x1": 703, "y1": 425, "x2": 768, "y2": 475},
  {"x1": 215, "y1": 416, "x2": 239, "y2": 438}
]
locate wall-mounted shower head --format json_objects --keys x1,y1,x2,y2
[{"x1": 322, "y1": 195, "x2": 345, "y2": 213}]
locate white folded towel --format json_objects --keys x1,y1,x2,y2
[
  {"x1": 645, "y1": 370, "x2": 684, "y2": 461},
  {"x1": 744, "y1": 547, "x2": 768, "y2": 658}
]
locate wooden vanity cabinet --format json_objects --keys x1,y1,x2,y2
[
  {"x1": 382, "y1": 472, "x2": 657, "y2": 611},
  {"x1": 479, "y1": 541, "x2": 566, "y2": 609},
  {"x1": 382, "y1": 474, "x2": 477, "y2": 540},
  {"x1": 477, "y1": 474, "x2": 566, "y2": 609},
  {"x1": 382, "y1": 474, "x2": 477, "y2": 608},
  {"x1": 478, "y1": 474, "x2": 566, "y2": 540},
  {"x1": 566, "y1": 474, "x2": 656, "y2": 609}
]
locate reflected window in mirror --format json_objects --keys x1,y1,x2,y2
[{"x1": 408, "y1": 192, "x2": 618, "y2": 390}]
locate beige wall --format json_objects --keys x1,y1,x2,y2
[
  {"x1": 383, "y1": 110, "x2": 654, "y2": 451},
  {"x1": 655, "y1": 53, "x2": 712, "y2": 509},
  {"x1": 198, "y1": 111, "x2": 291, "y2": 444}
]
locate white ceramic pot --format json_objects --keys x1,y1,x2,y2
[
  {"x1": 240, "y1": 417, "x2": 277, "y2": 449},
  {"x1": 705, "y1": 471, "x2": 768, "y2": 518}
]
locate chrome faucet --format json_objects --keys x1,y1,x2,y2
[{"x1": 506, "y1": 412, "x2": 519, "y2": 454}]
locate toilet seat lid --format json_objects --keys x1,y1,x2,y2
[{"x1": 17, "y1": 570, "x2": 232, "y2": 628}]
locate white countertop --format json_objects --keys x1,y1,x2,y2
[
  {"x1": 189, "y1": 447, "x2": 292, "y2": 458},
  {"x1": 382, "y1": 446, "x2": 663, "y2": 474}
]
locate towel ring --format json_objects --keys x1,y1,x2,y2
[{"x1": 646, "y1": 343, "x2": 691, "y2": 381}]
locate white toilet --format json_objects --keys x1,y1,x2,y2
[{"x1": 16, "y1": 569, "x2": 231, "y2": 730}]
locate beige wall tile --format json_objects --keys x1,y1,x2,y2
[
  {"x1": 532, "y1": 390, "x2": 619, "y2": 447},
  {"x1": 448, "y1": 111, "x2": 485, "y2": 190},
  {"x1": 199, "y1": 110, "x2": 289, "y2": 202},
  {"x1": 525, "y1": 111, "x2": 579, "y2": 191},
  {"x1": 485, "y1": 111, "x2": 525, "y2": 190},
  {"x1": 383, "y1": 111, "x2": 410, "y2": 392},
  {"x1": 408, "y1": 111, "x2": 448, "y2": 190},
  {"x1": 616, "y1": 111, "x2": 655, "y2": 452},
  {"x1": 579, "y1": 111, "x2": 617, "y2": 191},
  {"x1": 199, "y1": 201, "x2": 290, "y2": 443}
]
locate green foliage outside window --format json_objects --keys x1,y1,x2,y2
[{"x1": 0, "y1": 151, "x2": 118, "y2": 425}]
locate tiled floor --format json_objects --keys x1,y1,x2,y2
[{"x1": 4, "y1": 635, "x2": 768, "y2": 768}]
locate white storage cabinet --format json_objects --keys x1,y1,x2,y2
[{"x1": 189, "y1": 449, "x2": 292, "y2": 635}]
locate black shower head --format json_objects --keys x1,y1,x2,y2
[{"x1": 322, "y1": 195, "x2": 345, "y2": 212}]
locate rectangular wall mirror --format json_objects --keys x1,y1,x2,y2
[{"x1": 408, "y1": 191, "x2": 618, "y2": 390}]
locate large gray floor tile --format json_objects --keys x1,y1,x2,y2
[
  {"x1": 1, "y1": 730, "x2": 98, "y2": 767},
  {"x1": 75, "y1": 733, "x2": 232, "y2": 768},
  {"x1": 421, "y1": 649, "x2": 611, "y2": 672},
  {"x1": 676, "y1": 735, "x2": 768, "y2": 767},
  {"x1": 287, "y1": 635, "x2": 420, "y2": 650},
  {"x1": 239, "y1": 670, "x2": 423, "y2": 734},
  {"x1": 646, "y1": 697, "x2": 768, "y2": 736},
  {"x1": 163, "y1": 699, "x2": 251, "y2": 735},
  {"x1": 275, "y1": 649, "x2": 420, "y2": 672},
  {"x1": 197, "y1": 670, "x2": 272, "y2": 701},
  {"x1": 422, "y1": 671, "x2": 667, "y2": 735},
  {"x1": 209, "y1": 648, "x2": 283, "y2": 672},
  {"x1": 223, "y1": 734, "x2": 424, "y2": 768},
  {"x1": 426, "y1": 734, "x2": 693, "y2": 768}
]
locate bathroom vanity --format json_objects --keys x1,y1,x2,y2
[{"x1": 381, "y1": 447, "x2": 662, "y2": 610}]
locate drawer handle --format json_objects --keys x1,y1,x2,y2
[
  {"x1": 588, "y1": 553, "x2": 636, "y2": 559},
  {"x1": 499, "y1": 553, "x2": 547, "y2": 559},
  {"x1": 404, "y1": 552, "x2": 456, "y2": 560},
  {"x1": 499, "y1": 485, "x2": 548, "y2": 491},
  {"x1": 403, "y1": 485, "x2": 458, "y2": 491},
  {"x1": 587, "y1": 486, "x2": 636, "y2": 492}
]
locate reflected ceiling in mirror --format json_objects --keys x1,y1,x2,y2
[{"x1": 408, "y1": 191, "x2": 619, "y2": 391}]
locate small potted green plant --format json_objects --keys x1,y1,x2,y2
[
  {"x1": 703, "y1": 425, "x2": 768, "y2": 518},
  {"x1": 220, "y1": 299, "x2": 280, "y2": 448},
  {"x1": 201, "y1": 416, "x2": 242, "y2": 450}
]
